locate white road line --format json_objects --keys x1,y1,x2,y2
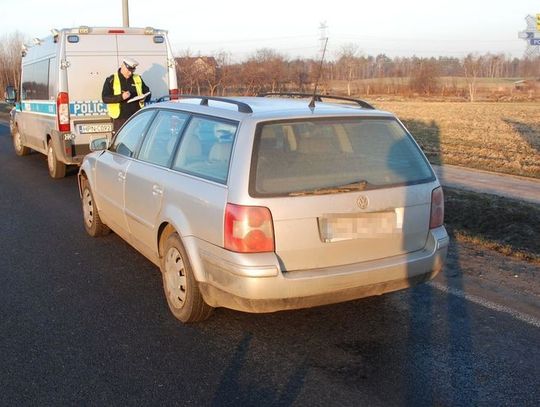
[{"x1": 428, "y1": 281, "x2": 540, "y2": 329}]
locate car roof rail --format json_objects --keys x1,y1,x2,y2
[
  {"x1": 177, "y1": 94, "x2": 253, "y2": 113},
  {"x1": 258, "y1": 92, "x2": 375, "y2": 110}
]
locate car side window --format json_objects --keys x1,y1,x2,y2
[
  {"x1": 138, "y1": 111, "x2": 189, "y2": 167},
  {"x1": 110, "y1": 110, "x2": 155, "y2": 157},
  {"x1": 172, "y1": 117, "x2": 237, "y2": 183}
]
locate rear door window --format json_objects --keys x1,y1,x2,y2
[
  {"x1": 172, "y1": 116, "x2": 238, "y2": 183},
  {"x1": 251, "y1": 117, "x2": 434, "y2": 196}
]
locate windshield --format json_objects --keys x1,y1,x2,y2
[{"x1": 250, "y1": 117, "x2": 434, "y2": 197}]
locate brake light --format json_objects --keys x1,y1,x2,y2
[
  {"x1": 169, "y1": 88, "x2": 179, "y2": 100},
  {"x1": 430, "y1": 187, "x2": 444, "y2": 229},
  {"x1": 108, "y1": 30, "x2": 125, "y2": 34},
  {"x1": 225, "y1": 203, "x2": 274, "y2": 253},
  {"x1": 56, "y1": 92, "x2": 70, "y2": 132}
]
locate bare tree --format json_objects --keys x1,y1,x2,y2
[
  {"x1": 202, "y1": 51, "x2": 230, "y2": 96},
  {"x1": 410, "y1": 58, "x2": 440, "y2": 96},
  {"x1": 254, "y1": 48, "x2": 287, "y2": 92},
  {"x1": 463, "y1": 54, "x2": 483, "y2": 102},
  {"x1": 175, "y1": 49, "x2": 196, "y2": 94},
  {"x1": 336, "y1": 44, "x2": 360, "y2": 96},
  {"x1": 0, "y1": 32, "x2": 25, "y2": 94}
]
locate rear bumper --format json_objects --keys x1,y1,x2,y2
[{"x1": 189, "y1": 226, "x2": 449, "y2": 313}]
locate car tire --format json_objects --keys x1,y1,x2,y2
[
  {"x1": 161, "y1": 232, "x2": 213, "y2": 323},
  {"x1": 47, "y1": 140, "x2": 67, "y2": 179},
  {"x1": 81, "y1": 177, "x2": 110, "y2": 237},
  {"x1": 12, "y1": 125, "x2": 30, "y2": 156}
]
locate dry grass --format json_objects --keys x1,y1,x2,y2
[
  {"x1": 444, "y1": 188, "x2": 540, "y2": 264},
  {"x1": 375, "y1": 101, "x2": 540, "y2": 178}
]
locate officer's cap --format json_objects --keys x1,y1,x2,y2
[{"x1": 122, "y1": 57, "x2": 139, "y2": 70}]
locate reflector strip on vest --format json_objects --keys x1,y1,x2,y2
[{"x1": 106, "y1": 73, "x2": 144, "y2": 119}]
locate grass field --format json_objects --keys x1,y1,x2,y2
[
  {"x1": 375, "y1": 101, "x2": 540, "y2": 178},
  {"x1": 444, "y1": 188, "x2": 540, "y2": 263}
]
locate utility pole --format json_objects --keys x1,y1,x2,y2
[
  {"x1": 319, "y1": 21, "x2": 328, "y2": 55},
  {"x1": 122, "y1": 0, "x2": 130, "y2": 27}
]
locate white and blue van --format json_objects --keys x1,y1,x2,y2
[{"x1": 5, "y1": 26, "x2": 178, "y2": 178}]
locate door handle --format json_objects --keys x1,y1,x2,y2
[
  {"x1": 118, "y1": 171, "x2": 126, "y2": 181},
  {"x1": 152, "y1": 185, "x2": 163, "y2": 196}
]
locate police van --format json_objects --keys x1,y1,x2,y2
[{"x1": 5, "y1": 26, "x2": 178, "y2": 178}]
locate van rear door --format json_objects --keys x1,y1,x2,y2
[
  {"x1": 65, "y1": 33, "x2": 170, "y2": 111},
  {"x1": 117, "y1": 34, "x2": 169, "y2": 101}
]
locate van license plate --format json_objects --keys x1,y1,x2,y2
[{"x1": 78, "y1": 123, "x2": 113, "y2": 134}]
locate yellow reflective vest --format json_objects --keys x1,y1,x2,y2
[{"x1": 106, "y1": 73, "x2": 144, "y2": 119}]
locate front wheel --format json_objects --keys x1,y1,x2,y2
[
  {"x1": 12, "y1": 126, "x2": 30, "y2": 156},
  {"x1": 81, "y1": 178, "x2": 110, "y2": 237},
  {"x1": 47, "y1": 140, "x2": 66, "y2": 179},
  {"x1": 161, "y1": 233, "x2": 213, "y2": 323}
]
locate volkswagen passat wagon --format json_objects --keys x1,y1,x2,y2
[{"x1": 78, "y1": 94, "x2": 449, "y2": 323}]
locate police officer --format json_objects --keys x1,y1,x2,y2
[{"x1": 102, "y1": 57, "x2": 151, "y2": 134}]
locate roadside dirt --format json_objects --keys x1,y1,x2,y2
[{"x1": 446, "y1": 239, "x2": 540, "y2": 300}]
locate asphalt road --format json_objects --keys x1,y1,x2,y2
[
  {"x1": 432, "y1": 164, "x2": 540, "y2": 205},
  {"x1": 0, "y1": 123, "x2": 539, "y2": 406}
]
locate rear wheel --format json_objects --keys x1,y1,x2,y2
[
  {"x1": 47, "y1": 140, "x2": 66, "y2": 179},
  {"x1": 12, "y1": 125, "x2": 30, "y2": 156},
  {"x1": 81, "y1": 178, "x2": 110, "y2": 237},
  {"x1": 161, "y1": 233, "x2": 213, "y2": 323}
]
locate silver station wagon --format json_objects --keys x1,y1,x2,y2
[{"x1": 78, "y1": 94, "x2": 449, "y2": 323}]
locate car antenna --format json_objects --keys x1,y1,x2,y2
[{"x1": 309, "y1": 36, "x2": 328, "y2": 110}]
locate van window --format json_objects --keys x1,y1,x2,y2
[
  {"x1": 21, "y1": 60, "x2": 50, "y2": 100},
  {"x1": 138, "y1": 111, "x2": 189, "y2": 167},
  {"x1": 111, "y1": 110, "x2": 156, "y2": 158},
  {"x1": 172, "y1": 117, "x2": 237, "y2": 183},
  {"x1": 48, "y1": 57, "x2": 57, "y2": 98},
  {"x1": 251, "y1": 117, "x2": 434, "y2": 196}
]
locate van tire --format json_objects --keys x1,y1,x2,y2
[
  {"x1": 81, "y1": 177, "x2": 110, "y2": 237},
  {"x1": 47, "y1": 140, "x2": 66, "y2": 179},
  {"x1": 160, "y1": 232, "x2": 213, "y2": 323},
  {"x1": 12, "y1": 126, "x2": 30, "y2": 156}
]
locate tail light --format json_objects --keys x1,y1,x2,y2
[
  {"x1": 430, "y1": 187, "x2": 444, "y2": 229},
  {"x1": 169, "y1": 88, "x2": 179, "y2": 100},
  {"x1": 56, "y1": 92, "x2": 70, "y2": 132},
  {"x1": 225, "y1": 203, "x2": 274, "y2": 253}
]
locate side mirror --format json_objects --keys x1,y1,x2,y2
[
  {"x1": 89, "y1": 137, "x2": 109, "y2": 151},
  {"x1": 5, "y1": 86, "x2": 17, "y2": 104}
]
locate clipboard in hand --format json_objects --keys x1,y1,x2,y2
[{"x1": 127, "y1": 92, "x2": 151, "y2": 103}]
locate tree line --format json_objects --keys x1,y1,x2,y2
[
  {"x1": 176, "y1": 47, "x2": 540, "y2": 100},
  {"x1": 1, "y1": 32, "x2": 539, "y2": 101}
]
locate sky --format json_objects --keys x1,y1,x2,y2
[{"x1": 0, "y1": 0, "x2": 538, "y2": 61}]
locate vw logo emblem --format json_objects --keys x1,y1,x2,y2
[{"x1": 356, "y1": 195, "x2": 369, "y2": 209}]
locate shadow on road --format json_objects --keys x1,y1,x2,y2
[
  {"x1": 403, "y1": 117, "x2": 478, "y2": 406},
  {"x1": 211, "y1": 332, "x2": 307, "y2": 406}
]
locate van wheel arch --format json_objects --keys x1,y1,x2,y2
[
  {"x1": 46, "y1": 136, "x2": 66, "y2": 179},
  {"x1": 12, "y1": 123, "x2": 30, "y2": 156}
]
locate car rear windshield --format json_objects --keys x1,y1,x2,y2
[{"x1": 250, "y1": 117, "x2": 434, "y2": 196}]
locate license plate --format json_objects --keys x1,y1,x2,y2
[
  {"x1": 78, "y1": 123, "x2": 113, "y2": 134},
  {"x1": 318, "y1": 212, "x2": 397, "y2": 242}
]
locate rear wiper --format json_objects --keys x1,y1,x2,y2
[
  {"x1": 288, "y1": 180, "x2": 371, "y2": 196},
  {"x1": 336, "y1": 180, "x2": 370, "y2": 190}
]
